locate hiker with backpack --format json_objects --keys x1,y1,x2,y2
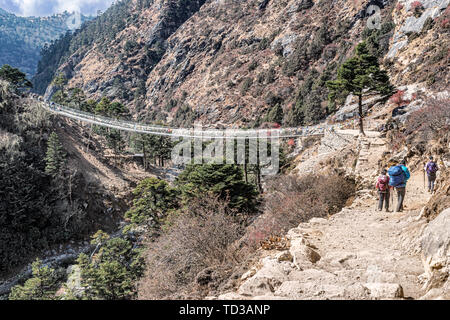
[
  {"x1": 424, "y1": 156, "x2": 439, "y2": 193},
  {"x1": 388, "y1": 159, "x2": 410, "y2": 212},
  {"x1": 375, "y1": 169, "x2": 390, "y2": 212}
]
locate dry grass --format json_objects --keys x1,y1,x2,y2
[
  {"x1": 245, "y1": 174, "x2": 355, "y2": 248},
  {"x1": 405, "y1": 98, "x2": 450, "y2": 138},
  {"x1": 138, "y1": 195, "x2": 245, "y2": 300}
]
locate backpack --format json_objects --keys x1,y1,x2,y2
[
  {"x1": 377, "y1": 175, "x2": 389, "y2": 192},
  {"x1": 426, "y1": 162, "x2": 438, "y2": 175},
  {"x1": 388, "y1": 166, "x2": 406, "y2": 187}
]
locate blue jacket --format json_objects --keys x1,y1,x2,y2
[{"x1": 398, "y1": 165, "x2": 410, "y2": 188}]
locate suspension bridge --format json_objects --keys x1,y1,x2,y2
[{"x1": 33, "y1": 96, "x2": 376, "y2": 139}]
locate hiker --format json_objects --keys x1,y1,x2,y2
[
  {"x1": 388, "y1": 159, "x2": 410, "y2": 212},
  {"x1": 424, "y1": 156, "x2": 439, "y2": 193},
  {"x1": 375, "y1": 169, "x2": 390, "y2": 212}
]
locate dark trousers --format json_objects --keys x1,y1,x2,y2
[
  {"x1": 427, "y1": 174, "x2": 436, "y2": 193},
  {"x1": 378, "y1": 190, "x2": 390, "y2": 211},
  {"x1": 395, "y1": 187, "x2": 406, "y2": 212}
]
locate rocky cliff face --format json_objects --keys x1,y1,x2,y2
[
  {"x1": 419, "y1": 208, "x2": 450, "y2": 299},
  {"x1": 35, "y1": 0, "x2": 448, "y2": 127}
]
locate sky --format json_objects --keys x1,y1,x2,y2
[{"x1": 0, "y1": 0, "x2": 114, "y2": 17}]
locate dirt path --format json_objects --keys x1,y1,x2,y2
[{"x1": 217, "y1": 133, "x2": 431, "y2": 300}]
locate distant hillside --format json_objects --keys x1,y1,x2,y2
[
  {"x1": 34, "y1": 0, "x2": 449, "y2": 128},
  {"x1": 0, "y1": 8, "x2": 91, "y2": 76}
]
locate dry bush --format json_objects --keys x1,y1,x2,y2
[
  {"x1": 138, "y1": 195, "x2": 245, "y2": 299},
  {"x1": 390, "y1": 90, "x2": 410, "y2": 106},
  {"x1": 245, "y1": 174, "x2": 355, "y2": 247},
  {"x1": 405, "y1": 98, "x2": 450, "y2": 140}
]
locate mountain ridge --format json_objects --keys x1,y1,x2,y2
[{"x1": 0, "y1": 8, "x2": 92, "y2": 76}]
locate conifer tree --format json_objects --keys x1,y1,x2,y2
[
  {"x1": 125, "y1": 177, "x2": 178, "y2": 228},
  {"x1": 0, "y1": 65, "x2": 32, "y2": 89},
  {"x1": 176, "y1": 163, "x2": 259, "y2": 213},
  {"x1": 45, "y1": 132, "x2": 66, "y2": 177},
  {"x1": 327, "y1": 42, "x2": 394, "y2": 135},
  {"x1": 264, "y1": 103, "x2": 284, "y2": 124},
  {"x1": 77, "y1": 236, "x2": 145, "y2": 300},
  {"x1": 9, "y1": 259, "x2": 58, "y2": 300}
]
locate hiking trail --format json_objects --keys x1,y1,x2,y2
[{"x1": 215, "y1": 132, "x2": 432, "y2": 300}]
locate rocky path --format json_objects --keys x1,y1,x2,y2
[{"x1": 216, "y1": 133, "x2": 431, "y2": 300}]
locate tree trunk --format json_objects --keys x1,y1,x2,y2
[
  {"x1": 358, "y1": 94, "x2": 366, "y2": 136},
  {"x1": 256, "y1": 164, "x2": 262, "y2": 193},
  {"x1": 85, "y1": 124, "x2": 93, "y2": 152},
  {"x1": 244, "y1": 163, "x2": 248, "y2": 184},
  {"x1": 143, "y1": 142, "x2": 147, "y2": 170}
]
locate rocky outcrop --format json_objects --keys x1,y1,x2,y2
[
  {"x1": 388, "y1": 0, "x2": 449, "y2": 58},
  {"x1": 419, "y1": 208, "x2": 450, "y2": 299}
]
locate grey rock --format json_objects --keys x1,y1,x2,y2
[
  {"x1": 420, "y1": 208, "x2": 450, "y2": 277},
  {"x1": 386, "y1": 40, "x2": 408, "y2": 59},
  {"x1": 270, "y1": 34, "x2": 298, "y2": 57},
  {"x1": 364, "y1": 283, "x2": 404, "y2": 299}
]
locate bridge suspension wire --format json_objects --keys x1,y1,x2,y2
[{"x1": 34, "y1": 98, "x2": 368, "y2": 139}]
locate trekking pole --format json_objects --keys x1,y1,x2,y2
[
  {"x1": 390, "y1": 187, "x2": 393, "y2": 209},
  {"x1": 423, "y1": 169, "x2": 426, "y2": 190}
]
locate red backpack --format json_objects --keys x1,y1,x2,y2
[{"x1": 377, "y1": 175, "x2": 389, "y2": 191}]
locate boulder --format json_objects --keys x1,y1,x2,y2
[
  {"x1": 240, "y1": 268, "x2": 257, "y2": 281},
  {"x1": 237, "y1": 257, "x2": 290, "y2": 296},
  {"x1": 274, "y1": 281, "x2": 345, "y2": 299},
  {"x1": 420, "y1": 208, "x2": 450, "y2": 277},
  {"x1": 309, "y1": 217, "x2": 328, "y2": 225},
  {"x1": 290, "y1": 237, "x2": 321, "y2": 268},
  {"x1": 217, "y1": 292, "x2": 247, "y2": 300},
  {"x1": 363, "y1": 283, "x2": 404, "y2": 299},
  {"x1": 238, "y1": 276, "x2": 280, "y2": 296},
  {"x1": 276, "y1": 251, "x2": 293, "y2": 263}
]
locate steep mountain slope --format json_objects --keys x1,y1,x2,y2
[
  {"x1": 0, "y1": 8, "x2": 91, "y2": 76},
  {"x1": 34, "y1": 0, "x2": 449, "y2": 129},
  {"x1": 34, "y1": 0, "x2": 207, "y2": 101},
  {"x1": 0, "y1": 79, "x2": 150, "y2": 278}
]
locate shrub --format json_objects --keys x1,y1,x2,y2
[
  {"x1": 436, "y1": 6, "x2": 450, "y2": 29},
  {"x1": 138, "y1": 196, "x2": 245, "y2": 299},
  {"x1": 390, "y1": 90, "x2": 409, "y2": 106},
  {"x1": 248, "y1": 60, "x2": 258, "y2": 72},
  {"x1": 245, "y1": 174, "x2": 355, "y2": 247},
  {"x1": 240, "y1": 77, "x2": 253, "y2": 95},
  {"x1": 411, "y1": 1, "x2": 424, "y2": 17},
  {"x1": 404, "y1": 98, "x2": 450, "y2": 138}
]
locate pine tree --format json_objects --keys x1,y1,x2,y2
[
  {"x1": 45, "y1": 132, "x2": 66, "y2": 177},
  {"x1": 327, "y1": 42, "x2": 394, "y2": 135},
  {"x1": 9, "y1": 259, "x2": 59, "y2": 300},
  {"x1": 264, "y1": 103, "x2": 284, "y2": 124},
  {"x1": 0, "y1": 65, "x2": 32, "y2": 89},
  {"x1": 125, "y1": 177, "x2": 178, "y2": 228},
  {"x1": 176, "y1": 163, "x2": 259, "y2": 213},
  {"x1": 77, "y1": 237, "x2": 145, "y2": 300}
]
